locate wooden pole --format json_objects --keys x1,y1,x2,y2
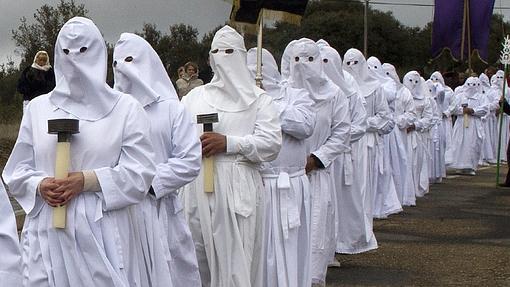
[
  {"x1": 466, "y1": 0, "x2": 472, "y2": 72},
  {"x1": 364, "y1": 0, "x2": 368, "y2": 57},
  {"x1": 255, "y1": 11, "x2": 264, "y2": 88},
  {"x1": 460, "y1": 0, "x2": 467, "y2": 62}
]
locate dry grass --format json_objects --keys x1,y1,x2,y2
[{"x1": 0, "y1": 122, "x2": 20, "y2": 140}]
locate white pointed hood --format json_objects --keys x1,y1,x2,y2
[
  {"x1": 287, "y1": 38, "x2": 336, "y2": 103},
  {"x1": 479, "y1": 73, "x2": 490, "y2": 93},
  {"x1": 491, "y1": 70, "x2": 504, "y2": 89},
  {"x1": 247, "y1": 47, "x2": 282, "y2": 99},
  {"x1": 430, "y1": 71, "x2": 446, "y2": 86},
  {"x1": 403, "y1": 71, "x2": 427, "y2": 100},
  {"x1": 281, "y1": 40, "x2": 298, "y2": 80},
  {"x1": 343, "y1": 48, "x2": 381, "y2": 98},
  {"x1": 317, "y1": 39, "x2": 356, "y2": 98},
  {"x1": 382, "y1": 63, "x2": 401, "y2": 86},
  {"x1": 50, "y1": 17, "x2": 120, "y2": 121},
  {"x1": 367, "y1": 56, "x2": 390, "y2": 83},
  {"x1": 113, "y1": 33, "x2": 177, "y2": 107},
  {"x1": 203, "y1": 25, "x2": 262, "y2": 112},
  {"x1": 463, "y1": 76, "x2": 482, "y2": 99}
]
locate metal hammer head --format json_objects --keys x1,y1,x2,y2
[
  {"x1": 48, "y1": 119, "x2": 80, "y2": 142},
  {"x1": 197, "y1": 113, "x2": 219, "y2": 132}
]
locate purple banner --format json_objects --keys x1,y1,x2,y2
[
  {"x1": 469, "y1": 0, "x2": 495, "y2": 61},
  {"x1": 431, "y1": 0, "x2": 495, "y2": 62},
  {"x1": 431, "y1": 0, "x2": 465, "y2": 60}
]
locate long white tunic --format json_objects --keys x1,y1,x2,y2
[
  {"x1": 411, "y1": 96, "x2": 433, "y2": 197},
  {"x1": 446, "y1": 93, "x2": 488, "y2": 170},
  {"x1": 392, "y1": 86, "x2": 417, "y2": 206},
  {"x1": 145, "y1": 98, "x2": 202, "y2": 287},
  {"x1": 373, "y1": 81, "x2": 402, "y2": 219},
  {"x1": 428, "y1": 94, "x2": 443, "y2": 183},
  {"x1": 3, "y1": 94, "x2": 156, "y2": 287},
  {"x1": 334, "y1": 89, "x2": 378, "y2": 253},
  {"x1": 364, "y1": 87, "x2": 394, "y2": 218},
  {"x1": 306, "y1": 88, "x2": 351, "y2": 285},
  {"x1": 181, "y1": 86, "x2": 281, "y2": 287},
  {"x1": 260, "y1": 85, "x2": 315, "y2": 287},
  {"x1": 0, "y1": 182, "x2": 22, "y2": 286}
]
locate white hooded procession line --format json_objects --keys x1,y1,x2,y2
[{"x1": 113, "y1": 32, "x2": 203, "y2": 287}]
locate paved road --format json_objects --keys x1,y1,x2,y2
[{"x1": 326, "y1": 166, "x2": 510, "y2": 286}]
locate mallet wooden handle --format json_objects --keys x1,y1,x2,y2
[{"x1": 53, "y1": 142, "x2": 70, "y2": 228}]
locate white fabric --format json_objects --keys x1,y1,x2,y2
[
  {"x1": 3, "y1": 94, "x2": 156, "y2": 286},
  {"x1": 404, "y1": 71, "x2": 433, "y2": 197},
  {"x1": 204, "y1": 25, "x2": 263, "y2": 112},
  {"x1": 425, "y1": 80, "x2": 444, "y2": 183},
  {"x1": 281, "y1": 40, "x2": 298, "y2": 80},
  {"x1": 113, "y1": 33, "x2": 202, "y2": 287},
  {"x1": 317, "y1": 44, "x2": 377, "y2": 253},
  {"x1": 50, "y1": 17, "x2": 120, "y2": 121},
  {"x1": 343, "y1": 48, "x2": 381, "y2": 98},
  {"x1": 479, "y1": 73, "x2": 497, "y2": 163},
  {"x1": 367, "y1": 57, "x2": 402, "y2": 218},
  {"x1": 0, "y1": 181, "x2": 22, "y2": 286},
  {"x1": 287, "y1": 38, "x2": 351, "y2": 285},
  {"x1": 247, "y1": 47, "x2": 315, "y2": 287},
  {"x1": 382, "y1": 63, "x2": 400, "y2": 86},
  {"x1": 181, "y1": 27, "x2": 281, "y2": 287},
  {"x1": 446, "y1": 77, "x2": 489, "y2": 170},
  {"x1": 492, "y1": 71, "x2": 508, "y2": 161}
]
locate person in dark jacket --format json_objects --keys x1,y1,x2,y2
[
  {"x1": 17, "y1": 51, "x2": 55, "y2": 112},
  {"x1": 499, "y1": 96, "x2": 510, "y2": 186}
]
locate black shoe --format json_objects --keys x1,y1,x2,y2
[{"x1": 498, "y1": 183, "x2": 510, "y2": 188}]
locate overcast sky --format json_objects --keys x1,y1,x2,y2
[{"x1": 1, "y1": 0, "x2": 510, "y2": 65}]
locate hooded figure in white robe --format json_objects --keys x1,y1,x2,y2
[
  {"x1": 113, "y1": 33, "x2": 202, "y2": 287},
  {"x1": 383, "y1": 63, "x2": 417, "y2": 206},
  {"x1": 247, "y1": 47, "x2": 315, "y2": 287},
  {"x1": 343, "y1": 49, "x2": 394, "y2": 220},
  {"x1": 479, "y1": 73, "x2": 498, "y2": 164},
  {"x1": 285, "y1": 38, "x2": 351, "y2": 285},
  {"x1": 430, "y1": 71, "x2": 455, "y2": 150},
  {"x1": 0, "y1": 181, "x2": 22, "y2": 287},
  {"x1": 367, "y1": 57, "x2": 402, "y2": 218},
  {"x1": 425, "y1": 79, "x2": 445, "y2": 183},
  {"x1": 403, "y1": 71, "x2": 433, "y2": 197},
  {"x1": 2, "y1": 17, "x2": 156, "y2": 287},
  {"x1": 180, "y1": 26, "x2": 282, "y2": 287},
  {"x1": 491, "y1": 71, "x2": 507, "y2": 162},
  {"x1": 445, "y1": 77, "x2": 489, "y2": 174},
  {"x1": 317, "y1": 40, "x2": 377, "y2": 254}
]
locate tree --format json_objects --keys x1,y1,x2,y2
[{"x1": 11, "y1": 0, "x2": 88, "y2": 67}]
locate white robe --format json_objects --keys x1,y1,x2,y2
[
  {"x1": 373, "y1": 81, "x2": 402, "y2": 219},
  {"x1": 446, "y1": 93, "x2": 488, "y2": 170},
  {"x1": 181, "y1": 86, "x2": 281, "y2": 287},
  {"x1": 260, "y1": 85, "x2": 315, "y2": 287},
  {"x1": 392, "y1": 86, "x2": 417, "y2": 206},
  {"x1": 428, "y1": 95, "x2": 443, "y2": 183},
  {"x1": 334, "y1": 90, "x2": 378, "y2": 253},
  {"x1": 483, "y1": 87, "x2": 500, "y2": 163},
  {"x1": 0, "y1": 181, "x2": 22, "y2": 286},
  {"x1": 363, "y1": 87, "x2": 394, "y2": 221},
  {"x1": 412, "y1": 96, "x2": 433, "y2": 197},
  {"x1": 3, "y1": 94, "x2": 156, "y2": 287},
  {"x1": 145, "y1": 98, "x2": 202, "y2": 287},
  {"x1": 306, "y1": 89, "x2": 351, "y2": 285}
]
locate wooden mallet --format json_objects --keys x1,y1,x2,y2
[
  {"x1": 48, "y1": 119, "x2": 79, "y2": 229},
  {"x1": 197, "y1": 113, "x2": 219, "y2": 193}
]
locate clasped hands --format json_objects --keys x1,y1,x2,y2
[{"x1": 39, "y1": 172, "x2": 84, "y2": 207}]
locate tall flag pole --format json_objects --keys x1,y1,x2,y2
[{"x1": 496, "y1": 35, "x2": 510, "y2": 186}]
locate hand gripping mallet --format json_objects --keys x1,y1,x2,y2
[
  {"x1": 462, "y1": 103, "x2": 469, "y2": 128},
  {"x1": 197, "y1": 113, "x2": 219, "y2": 193},
  {"x1": 48, "y1": 119, "x2": 79, "y2": 229}
]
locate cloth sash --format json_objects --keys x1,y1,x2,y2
[{"x1": 262, "y1": 169, "x2": 305, "y2": 239}]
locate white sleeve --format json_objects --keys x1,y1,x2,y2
[
  {"x1": 226, "y1": 94, "x2": 282, "y2": 163},
  {"x1": 0, "y1": 181, "x2": 22, "y2": 286},
  {"x1": 415, "y1": 99, "x2": 434, "y2": 131},
  {"x1": 396, "y1": 89, "x2": 416, "y2": 129},
  {"x1": 312, "y1": 92, "x2": 351, "y2": 168},
  {"x1": 94, "y1": 103, "x2": 156, "y2": 211},
  {"x1": 278, "y1": 89, "x2": 316, "y2": 140},
  {"x1": 152, "y1": 104, "x2": 202, "y2": 198},
  {"x1": 349, "y1": 93, "x2": 367, "y2": 143},
  {"x1": 2, "y1": 109, "x2": 47, "y2": 214},
  {"x1": 367, "y1": 88, "x2": 395, "y2": 135}
]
